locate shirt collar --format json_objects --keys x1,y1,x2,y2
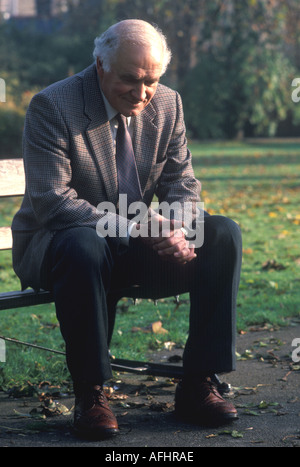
[{"x1": 100, "y1": 88, "x2": 118, "y2": 122}]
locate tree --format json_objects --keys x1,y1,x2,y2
[
  {"x1": 180, "y1": 0, "x2": 296, "y2": 138},
  {"x1": 0, "y1": 0, "x2": 299, "y2": 142}
]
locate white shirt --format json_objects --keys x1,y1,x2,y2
[{"x1": 100, "y1": 90, "x2": 132, "y2": 146}]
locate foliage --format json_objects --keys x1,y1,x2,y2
[
  {"x1": 180, "y1": 0, "x2": 297, "y2": 138},
  {"x1": 179, "y1": 55, "x2": 229, "y2": 139},
  {"x1": 0, "y1": 0, "x2": 300, "y2": 145},
  {"x1": 0, "y1": 75, "x2": 36, "y2": 157},
  {"x1": 0, "y1": 104, "x2": 23, "y2": 156}
]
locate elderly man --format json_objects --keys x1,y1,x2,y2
[{"x1": 12, "y1": 19, "x2": 242, "y2": 440}]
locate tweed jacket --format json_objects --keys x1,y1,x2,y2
[{"x1": 12, "y1": 64, "x2": 201, "y2": 290}]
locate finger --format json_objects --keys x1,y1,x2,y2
[
  {"x1": 175, "y1": 249, "x2": 197, "y2": 261},
  {"x1": 174, "y1": 249, "x2": 197, "y2": 264},
  {"x1": 161, "y1": 248, "x2": 197, "y2": 264},
  {"x1": 157, "y1": 240, "x2": 193, "y2": 262},
  {"x1": 155, "y1": 236, "x2": 187, "y2": 254},
  {"x1": 152, "y1": 227, "x2": 185, "y2": 248}
]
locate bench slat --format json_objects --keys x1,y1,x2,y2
[
  {"x1": 0, "y1": 159, "x2": 25, "y2": 197},
  {"x1": 0, "y1": 227, "x2": 12, "y2": 250},
  {"x1": 0, "y1": 159, "x2": 24, "y2": 251}
]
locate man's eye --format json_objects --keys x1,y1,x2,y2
[
  {"x1": 121, "y1": 76, "x2": 136, "y2": 83},
  {"x1": 121, "y1": 76, "x2": 157, "y2": 87}
]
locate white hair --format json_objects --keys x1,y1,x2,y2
[{"x1": 93, "y1": 19, "x2": 172, "y2": 76}]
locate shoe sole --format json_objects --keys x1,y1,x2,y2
[
  {"x1": 175, "y1": 409, "x2": 238, "y2": 427},
  {"x1": 72, "y1": 425, "x2": 119, "y2": 441}
]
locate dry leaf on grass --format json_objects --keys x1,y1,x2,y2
[
  {"x1": 152, "y1": 321, "x2": 168, "y2": 334},
  {"x1": 131, "y1": 320, "x2": 168, "y2": 334}
]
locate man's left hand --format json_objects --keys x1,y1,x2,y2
[{"x1": 135, "y1": 217, "x2": 197, "y2": 265}]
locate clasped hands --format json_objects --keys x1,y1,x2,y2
[{"x1": 134, "y1": 214, "x2": 196, "y2": 265}]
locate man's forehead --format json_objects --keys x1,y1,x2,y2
[
  {"x1": 114, "y1": 43, "x2": 163, "y2": 76},
  {"x1": 119, "y1": 69, "x2": 160, "y2": 82}
]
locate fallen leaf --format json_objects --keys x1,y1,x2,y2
[
  {"x1": 163, "y1": 341, "x2": 176, "y2": 350},
  {"x1": 149, "y1": 401, "x2": 174, "y2": 412},
  {"x1": 262, "y1": 259, "x2": 286, "y2": 271},
  {"x1": 231, "y1": 430, "x2": 244, "y2": 438},
  {"x1": 40, "y1": 399, "x2": 71, "y2": 417},
  {"x1": 219, "y1": 429, "x2": 244, "y2": 438},
  {"x1": 243, "y1": 248, "x2": 253, "y2": 254},
  {"x1": 243, "y1": 409, "x2": 260, "y2": 416},
  {"x1": 152, "y1": 321, "x2": 168, "y2": 334},
  {"x1": 237, "y1": 349, "x2": 255, "y2": 360},
  {"x1": 13, "y1": 409, "x2": 46, "y2": 420},
  {"x1": 281, "y1": 371, "x2": 292, "y2": 382},
  {"x1": 131, "y1": 321, "x2": 168, "y2": 334},
  {"x1": 108, "y1": 393, "x2": 128, "y2": 401}
]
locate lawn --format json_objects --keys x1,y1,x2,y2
[
  {"x1": 0, "y1": 138, "x2": 299, "y2": 389},
  {"x1": 191, "y1": 139, "x2": 300, "y2": 329}
]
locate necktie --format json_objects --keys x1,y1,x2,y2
[{"x1": 115, "y1": 113, "x2": 142, "y2": 211}]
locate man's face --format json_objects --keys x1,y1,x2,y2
[{"x1": 97, "y1": 43, "x2": 163, "y2": 117}]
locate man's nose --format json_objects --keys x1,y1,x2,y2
[{"x1": 131, "y1": 83, "x2": 147, "y2": 101}]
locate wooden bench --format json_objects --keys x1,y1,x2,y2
[
  {"x1": 0, "y1": 158, "x2": 230, "y2": 390},
  {"x1": 0, "y1": 159, "x2": 54, "y2": 310}
]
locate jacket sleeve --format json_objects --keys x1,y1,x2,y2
[
  {"x1": 154, "y1": 91, "x2": 202, "y2": 232},
  {"x1": 22, "y1": 92, "x2": 129, "y2": 237}
]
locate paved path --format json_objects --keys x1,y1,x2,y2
[{"x1": 0, "y1": 322, "x2": 299, "y2": 448}]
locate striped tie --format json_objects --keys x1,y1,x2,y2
[{"x1": 115, "y1": 114, "x2": 142, "y2": 211}]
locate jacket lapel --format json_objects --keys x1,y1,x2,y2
[
  {"x1": 82, "y1": 65, "x2": 119, "y2": 205},
  {"x1": 82, "y1": 64, "x2": 159, "y2": 204}
]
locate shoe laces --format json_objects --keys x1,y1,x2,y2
[
  {"x1": 76, "y1": 385, "x2": 108, "y2": 410},
  {"x1": 201, "y1": 378, "x2": 224, "y2": 401},
  {"x1": 91, "y1": 385, "x2": 107, "y2": 406}
]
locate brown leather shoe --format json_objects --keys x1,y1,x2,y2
[
  {"x1": 73, "y1": 385, "x2": 119, "y2": 440},
  {"x1": 175, "y1": 377, "x2": 238, "y2": 426}
]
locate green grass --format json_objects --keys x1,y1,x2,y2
[
  {"x1": 191, "y1": 139, "x2": 300, "y2": 329},
  {"x1": 0, "y1": 138, "x2": 300, "y2": 389}
]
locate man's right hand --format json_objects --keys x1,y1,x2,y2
[{"x1": 134, "y1": 215, "x2": 197, "y2": 265}]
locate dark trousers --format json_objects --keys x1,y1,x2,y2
[{"x1": 48, "y1": 215, "x2": 242, "y2": 386}]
